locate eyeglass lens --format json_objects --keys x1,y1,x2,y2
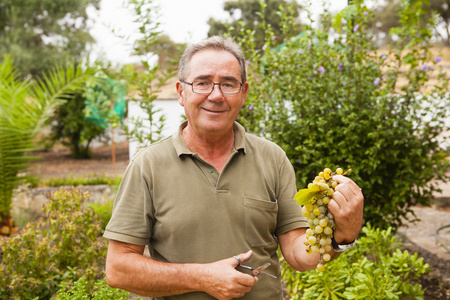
[{"x1": 192, "y1": 80, "x2": 241, "y2": 94}]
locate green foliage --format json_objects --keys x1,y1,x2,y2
[
  {"x1": 0, "y1": 54, "x2": 96, "y2": 227},
  {"x1": 48, "y1": 91, "x2": 108, "y2": 159},
  {"x1": 281, "y1": 224, "x2": 430, "y2": 300},
  {"x1": 55, "y1": 277, "x2": 134, "y2": 300},
  {"x1": 144, "y1": 34, "x2": 186, "y2": 71},
  {"x1": 37, "y1": 174, "x2": 122, "y2": 188},
  {"x1": 208, "y1": 0, "x2": 303, "y2": 50},
  {"x1": 0, "y1": 0, "x2": 100, "y2": 77},
  {"x1": 0, "y1": 189, "x2": 107, "y2": 300},
  {"x1": 88, "y1": 199, "x2": 115, "y2": 233},
  {"x1": 237, "y1": 0, "x2": 450, "y2": 231},
  {"x1": 118, "y1": 0, "x2": 181, "y2": 147},
  {"x1": 370, "y1": 0, "x2": 450, "y2": 45}
]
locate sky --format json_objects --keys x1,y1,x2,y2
[{"x1": 88, "y1": 0, "x2": 349, "y2": 64}]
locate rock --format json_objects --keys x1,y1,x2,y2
[{"x1": 1, "y1": 226, "x2": 10, "y2": 236}]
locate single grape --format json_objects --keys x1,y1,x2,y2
[
  {"x1": 317, "y1": 263, "x2": 325, "y2": 272},
  {"x1": 308, "y1": 236, "x2": 317, "y2": 244},
  {"x1": 315, "y1": 225, "x2": 323, "y2": 234},
  {"x1": 324, "y1": 226, "x2": 333, "y2": 235}
]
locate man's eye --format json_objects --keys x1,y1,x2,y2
[
  {"x1": 222, "y1": 81, "x2": 237, "y2": 88},
  {"x1": 195, "y1": 81, "x2": 210, "y2": 87}
]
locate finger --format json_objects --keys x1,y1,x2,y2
[
  {"x1": 232, "y1": 250, "x2": 253, "y2": 266},
  {"x1": 238, "y1": 275, "x2": 258, "y2": 288},
  {"x1": 328, "y1": 192, "x2": 345, "y2": 216},
  {"x1": 241, "y1": 250, "x2": 253, "y2": 263},
  {"x1": 333, "y1": 175, "x2": 362, "y2": 198}
]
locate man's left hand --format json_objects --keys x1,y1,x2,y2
[{"x1": 327, "y1": 175, "x2": 364, "y2": 244}]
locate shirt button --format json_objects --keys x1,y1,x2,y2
[{"x1": 208, "y1": 169, "x2": 213, "y2": 173}]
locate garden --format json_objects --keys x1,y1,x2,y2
[{"x1": 1, "y1": 0, "x2": 450, "y2": 299}]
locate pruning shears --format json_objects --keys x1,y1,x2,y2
[{"x1": 233, "y1": 256, "x2": 277, "y2": 278}]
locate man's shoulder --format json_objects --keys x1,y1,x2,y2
[
  {"x1": 131, "y1": 135, "x2": 175, "y2": 162},
  {"x1": 244, "y1": 131, "x2": 286, "y2": 154}
]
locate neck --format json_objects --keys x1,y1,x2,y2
[{"x1": 182, "y1": 125, "x2": 235, "y2": 173}]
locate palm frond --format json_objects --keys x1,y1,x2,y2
[
  {"x1": 30, "y1": 62, "x2": 98, "y2": 133},
  {"x1": 0, "y1": 55, "x2": 97, "y2": 220}
]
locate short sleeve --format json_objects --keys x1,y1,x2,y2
[
  {"x1": 275, "y1": 155, "x2": 308, "y2": 236},
  {"x1": 103, "y1": 161, "x2": 154, "y2": 245}
]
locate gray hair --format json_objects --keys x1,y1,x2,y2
[{"x1": 178, "y1": 36, "x2": 247, "y2": 83}]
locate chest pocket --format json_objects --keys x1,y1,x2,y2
[{"x1": 243, "y1": 196, "x2": 278, "y2": 247}]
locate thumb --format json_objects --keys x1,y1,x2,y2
[{"x1": 232, "y1": 250, "x2": 253, "y2": 266}]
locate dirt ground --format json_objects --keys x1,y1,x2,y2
[{"x1": 26, "y1": 142, "x2": 450, "y2": 299}]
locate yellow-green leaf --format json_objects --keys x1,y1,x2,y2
[{"x1": 294, "y1": 183, "x2": 329, "y2": 205}]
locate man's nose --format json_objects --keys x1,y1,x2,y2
[{"x1": 207, "y1": 83, "x2": 224, "y2": 100}]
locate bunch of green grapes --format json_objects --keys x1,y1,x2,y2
[{"x1": 296, "y1": 167, "x2": 349, "y2": 272}]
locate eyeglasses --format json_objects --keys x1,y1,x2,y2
[{"x1": 182, "y1": 79, "x2": 243, "y2": 95}]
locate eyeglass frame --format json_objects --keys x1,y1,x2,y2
[{"x1": 181, "y1": 79, "x2": 243, "y2": 95}]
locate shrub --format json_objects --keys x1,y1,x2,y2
[
  {"x1": 54, "y1": 277, "x2": 136, "y2": 300},
  {"x1": 88, "y1": 200, "x2": 114, "y2": 233},
  {"x1": 0, "y1": 189, "x2": 107, "y2": 299},
  {"x1": 47, "y1": 91, "x2": 108, "y2": 159},
  {"x1": 281, "y1": 224, "x2": 430, "y2": 299},
  {"x1": 237, "y1": 0, "x2": 450, "y2": 231}
]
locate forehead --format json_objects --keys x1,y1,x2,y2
[{"x1": 188, "y1": 49, "x2": 241, "y2": 80}]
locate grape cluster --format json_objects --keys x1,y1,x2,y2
[{"x1": 301, "y1": 167, "x2": 345, "y2": 272}]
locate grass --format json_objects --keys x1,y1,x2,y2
[{"x1": 27, "y1": 173, "x2": 122, "y2": 188}]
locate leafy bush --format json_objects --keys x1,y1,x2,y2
[
  {"x1": 0, "y1": 189, "x2": 107, "y2": 299},
  {"x1": 48, "y1": 91, "x2": 108, "y2": 159},
  {"x1": 55, "y1": 277, "x2": 135, "y2": 300},
  {"x1": 88, "y1": 200, "x2": 114, "y2": 233},
  {"x1": 236, "y1": 0, "x2": 450, "y2": 231},
  {"x1": 281, "y1": 224, "x2": 430, "y2": 300}
]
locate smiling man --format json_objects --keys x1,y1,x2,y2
[{"x1": 104, "y1": 36, "x2": 364, "y2": 300}]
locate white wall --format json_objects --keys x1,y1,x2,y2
[{"x1": 127, "y1": 99, "x2": 185, "y2": 160}]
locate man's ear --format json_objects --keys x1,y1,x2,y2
[
  {"x1": 176, "y1": 81, "x2": 185, "y2": 106},
  {"x1": 240, "y1": 82, "x2": 249, "y2": 107}
]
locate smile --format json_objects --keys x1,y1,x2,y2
[{"x1": 202, "y1": 108, "x2": 225, "y2": 113}]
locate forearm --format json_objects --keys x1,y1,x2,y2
[{"x1": 106, "y1": 241, "x2": 205, "y2": 297}]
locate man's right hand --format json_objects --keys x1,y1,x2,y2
[{"x1": 200, "y1": 250, "x2": 258, "y2": 300}]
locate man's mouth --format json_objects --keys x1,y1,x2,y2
[{"x1": 202, "y1": 107, "x2": 224, "y2": 113}]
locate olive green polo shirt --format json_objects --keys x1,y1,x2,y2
[{"x1": 104, "y1": 121, "x2": 307, "y2": 300}]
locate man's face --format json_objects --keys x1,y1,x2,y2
[{"x1": 176, "y1": 49, "x2": 248, "y2": 137}]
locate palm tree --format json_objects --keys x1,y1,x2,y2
[{"x1": 0, "y1": 55, "x2": 97, "y2": 235}]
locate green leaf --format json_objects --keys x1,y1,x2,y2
[{"x1": 294, "y1": 183, "x2": 329, "y2": 205}]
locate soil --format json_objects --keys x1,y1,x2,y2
[{"x1": 26, "y1": 142, "x2": 450, "y2": 299}]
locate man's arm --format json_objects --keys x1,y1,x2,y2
[
  {"x1": 278, "y1": 175, "x2": 364, "y2": 271},
  {"x1": 105, "y1": 240, "x2": 258, "y2": 299}
]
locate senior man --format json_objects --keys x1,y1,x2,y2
[{"x1": 104, "y1": 36, "x2": 364, "y2": 300}]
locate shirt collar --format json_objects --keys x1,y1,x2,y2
[{"x1": 172, "y1": 121, "x2": 246, "y2": 157}]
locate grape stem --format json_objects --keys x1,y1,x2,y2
[{"x1": 342, "y1": 169, "x2": 352, "y2": 176}]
